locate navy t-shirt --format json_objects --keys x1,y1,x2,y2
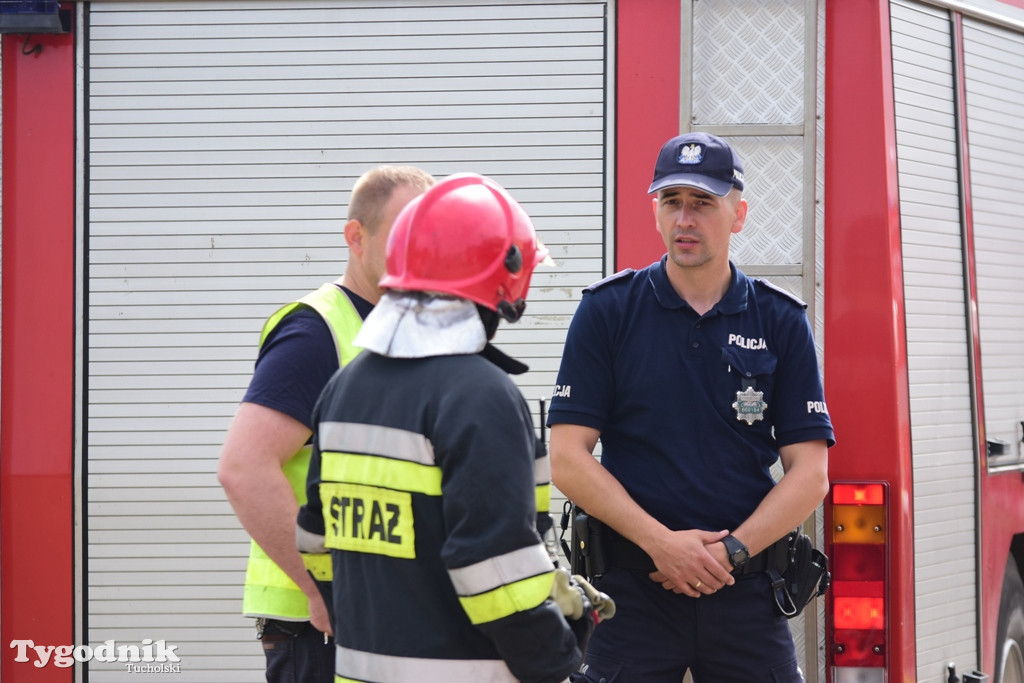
[
  {"x1": 547, "y1": 257, "x2": 834, "y2": 532},
  {"x1": 242, "y1": 285, "x2": 372, "y2": 431}
]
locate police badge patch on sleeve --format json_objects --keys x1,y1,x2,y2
[{"x1": 732, "y1": 385, "x2": 766, "y2": 425}]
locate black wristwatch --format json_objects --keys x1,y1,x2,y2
[{"x1": 722, "y1": 534, "x2": 750, "y2": 570}]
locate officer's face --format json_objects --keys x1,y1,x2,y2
[{"x1": 653, "y1": 186, "x2": 746, "y2": 272}]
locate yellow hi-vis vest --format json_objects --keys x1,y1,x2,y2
[{"x1": 242, "y1": 280, "x2": 364, "y2": 621}]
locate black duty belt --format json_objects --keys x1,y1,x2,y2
[{"x1": 606, "y1": 532, "x2": 787, "y2": 576}]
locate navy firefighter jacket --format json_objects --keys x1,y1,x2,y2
[
  {"x1": 547, "y1": 257, "x2": 835, "y2": 534},
  {"x1": 297, "y1": 345, "x2": 579, "y2": 683}
]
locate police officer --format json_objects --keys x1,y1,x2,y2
[
  {"x1": 547, "y1": 132, "x2": 835, "y2": 682},
  {"x1": 296, "y1": 173, "x2": 594, "y2": 683},
  {"x1": 218, "y1": 166, "x2": 434, "y2": 683}
]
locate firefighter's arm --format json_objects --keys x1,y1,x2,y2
[
  {"x1": 441, "y1": 380, "x2": 581, "y2": 682},
  {"x1": 217, "y1": 401, "x2": 333, "y2": 636},
  {"x1": 549, "y1": 423, "x2": 734, "y2": 598},
  {"x1": 709, "y1": 439, "x2": 830, "y2": 570}
]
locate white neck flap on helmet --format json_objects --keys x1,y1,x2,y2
[{"x1": 354, "y1": 291, "x2": 487, "y2": 359}]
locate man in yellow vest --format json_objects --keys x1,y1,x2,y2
[{"x1": 218, "y1": 166, "x2": 435, "y2": 683}]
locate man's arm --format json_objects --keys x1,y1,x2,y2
[
  {"x1": 549, "y1": 423, "x2": 733, "y2": 597},
  {"x1": 706, "y1": 439, "x2": 830, "y2": 568},
  {"x1": 217, "y1": 401, "x2": 332, "y2": 635}
]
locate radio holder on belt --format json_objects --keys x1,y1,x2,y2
[
  {"x1": 558, "y1": 501, "x2": 608, "y2": 581},
  {"x1": 542, "y1": 397, "x2": 610, "y2": 581}
]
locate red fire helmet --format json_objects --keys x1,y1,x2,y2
[{"x1": 379, "y1": 173, "x2": 548, "y2": 322}]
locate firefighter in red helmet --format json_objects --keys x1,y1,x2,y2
[
  {"x1": 380, "y1": 172, "x2": 542, "y2": 321},
  {"x1": 296, "y1": 173, "x2": 611, "y2": 683}
]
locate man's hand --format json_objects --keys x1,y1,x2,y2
[
  {"x1": 646, "y1": 529, "x2": 735, "y2": 597},
  {"x1": 304, "y1": 587, "x2": 333, "y2": 637},
  {"x1": 218, "y1": 404, "x2": 327, "y2": 632},
  {"x1": 706, "y1": 538, "x2": 734, "y2": 574}
]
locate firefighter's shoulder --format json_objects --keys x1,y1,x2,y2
[
  {"x1": 754, "y1": 278, "x2": 807, "y2": 309},
  {"x1": 584, "y1": 268, "x2": 636, "y2": 294}
]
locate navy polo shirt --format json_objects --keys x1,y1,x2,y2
[
  {"x1": 547, "y1": 257, "x2": 834, "y2": 532},
  {"x1": 243, "y1": 285, "x2": 372, "y2": 431}
]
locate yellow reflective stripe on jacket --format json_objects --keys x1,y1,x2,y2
[
  {"x1": 458, "y1": 572, "x2": 555, "y2": 626},
  {"x1": 303, "y1": 553, "x2": 332, "y2": 581},
  {"x1": 449, "y1": 544, "x2": 556, "y2": 625},
  {"x1": 321, "y1": 451, "x2": 442, "y2": 497},
  {"x1": 243, "y1": 283, "x2": 363, "y2": 620},
  {"x1": 536, "y1": 482, "x2": 551, "y2": 514},
  {"x1": 333, "y1": 645, "x2": 518, "y2": 683}
]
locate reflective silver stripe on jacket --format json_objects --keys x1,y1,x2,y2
[
  {"x1": 318, "y1": 422, "x2": 435, "y2": 465},
  {"x1": 335, "y1": 644, "x2": 518, "y2": 683},
  {"x1": 295, "y1": 525, "x2": 326, "y2": 554},
  {"x1": 535, "y1": 454, "x2": 551, "y2": 485},
  {"x1": 448, "y1": 543, "x2": 553, "y2": 597}
]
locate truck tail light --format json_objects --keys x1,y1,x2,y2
[{"x1": 828, "y1": 483, "x2": 887, "y2": 683}]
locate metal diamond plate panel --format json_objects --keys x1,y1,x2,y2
[
  {"x1": 691, "y1": 0, "x2": 806, "y2": 125},
  {"x1": 814, "y1": 0, "x2": 826, "y2": 354},
  {"x1": 729, "y1": 136, "x2": 805, "y2": 265}
]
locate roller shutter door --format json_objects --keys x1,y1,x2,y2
[
  {"x1": 891, "y1": 0, "x2": 978, "y2": 676},
  {"x1": 85, "y1": 1, "x2": 607, "y2": 680},
  {"x1": 962, "y1": 16, "x2": 1024, "y2": 471}
]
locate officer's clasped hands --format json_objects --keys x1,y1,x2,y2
[{"x1": 646, "y1": 528, "x2": 736, "y2": 597}]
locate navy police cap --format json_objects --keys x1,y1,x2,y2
[{"x1": 648, "y1": 132, "x2": 745, "y2": 196}]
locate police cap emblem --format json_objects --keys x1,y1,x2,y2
[{"x1": 677, "y1": 143, "x2": 704, "y2": 165}]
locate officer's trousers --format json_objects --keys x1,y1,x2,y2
[{"x1": 572, "y1": 568, "x2": 803, "y2": 683}]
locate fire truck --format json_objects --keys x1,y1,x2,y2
[{"x1": 2, "y1": 0, "x2": 1023, "y2": 681}]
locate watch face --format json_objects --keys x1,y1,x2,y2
[{"x1": 724, "y1": 535, "x2": 749, "y2": 567}]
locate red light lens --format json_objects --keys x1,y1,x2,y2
[
  {"x1": 831, "y1": 543, "x2": 885, "y2": 581},
  {"x1": 832, "y1": 483, "x2": 885, "y2": 505},
  {"x1": 833, "y1": 596, "x2": 884, "y2": 630}
]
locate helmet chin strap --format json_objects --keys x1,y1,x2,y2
[
  {"x1": 476, "y1": 304, "x2": 501, "y2": 340},
  {"x1": 497, "y1": 299, "x2": 526, "y2": 323}
]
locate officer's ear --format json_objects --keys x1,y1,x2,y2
[{"x1": 730, "y1": 196, "x2": 748, "y2": 235}]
